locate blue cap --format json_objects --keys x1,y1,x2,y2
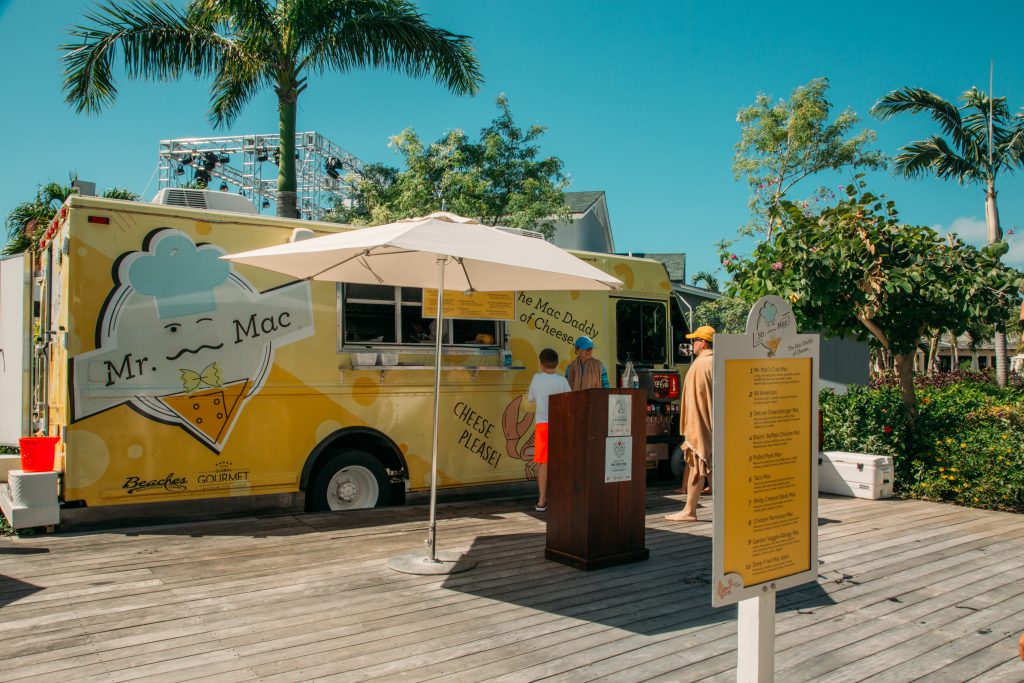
[{"x1": 574, "y1": 335, "x2": 594, "y2": 350}]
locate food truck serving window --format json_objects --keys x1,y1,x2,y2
[
  {"x1": 615, "y1": 299, "x2": 667, "y2": 365},
  {"x1": 339, "y1": 284, "x2": 502, "y2": 348}
]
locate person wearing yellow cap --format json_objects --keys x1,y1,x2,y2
[{"x1": 666, "y1": 325, "x2": 715, "y2": 522}]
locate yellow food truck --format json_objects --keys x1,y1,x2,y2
[{"x1": 12, "y1": 191, "x2": 691, "y2": 519}]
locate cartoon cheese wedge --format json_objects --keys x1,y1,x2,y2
[{"x1": 159, "y1": 375, "x2": 252, "y2": 446}]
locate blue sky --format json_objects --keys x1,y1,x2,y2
[{"x1": 2, "y1": 0, "x2": 1024, "y2": 277}]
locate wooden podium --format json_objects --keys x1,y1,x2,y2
[{"x1": 545, "y1": 388, "x2": 649, "y2": 570}]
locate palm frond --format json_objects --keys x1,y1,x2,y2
[
  {"x1": 961, "y1": 109, "x2": 1010, "y2": 153},
  {"x1": 39, "y1": 181, "x2": 75, "y2": 207},
  {"x1": 871, "y1": 87, "x2": 971, "y2": 152},
  {"x1": 186, "y1": 0, "x2": 274, "y2": 33},
  {"x1": 298, "y1": 0, "x2": 482, "y2": 96},
  {"x1": 993, "y1": 120, "x2": 1024, "y2": 175},
  {"x1": 960, "y1": 86, "x2": 1010, "y2": 121},
  {"x1": 892, "y1": 136, "x2": 980, "y2": 183},
  {"x1": 102, "y1": 187, "x2": 140, "y2": 201},
  {"x1": 691, "y1": 271, "x2": 720, "y2": 293},
  {"x1": 208, "y1": 56, "x2": 268, "y2": 127},
  {"x1": 2, "y1": 234, "x2": 33, "y2": 256},
  {"x1": 61, "y1": 0, "x2": 229, "y2": 114}
]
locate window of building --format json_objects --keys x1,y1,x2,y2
[
  {"x1": 339, "y1": 284, "x2": 502, "y2": 349},
  {"x1": 615, "y1": 298, "x2": 667, "y2": 366}
]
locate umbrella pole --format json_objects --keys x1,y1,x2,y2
[
  {"x1": 427, "y1": 256, "x2": 445, "y2": 562},
  {"x1": 384, "y1": 251, "x2": 474, "y2": 576}
]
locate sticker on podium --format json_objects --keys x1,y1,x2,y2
[
  {"x1": 607, "y1": 395, "x2": 632, "y2": 436},
  {"x1": 605, "y1": 436, "x2": 632, "y2": 482}
]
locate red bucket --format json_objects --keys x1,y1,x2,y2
[{"x1": 18, "y1": 437, "x2": 60, "y2": 473}]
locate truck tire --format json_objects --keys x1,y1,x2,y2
[{"x1": 310, "y1": 450, "x2": 390, "y2": 511}]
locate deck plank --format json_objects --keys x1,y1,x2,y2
[{"x1": 0, "y1": 486, "x2": 1022, "y2": 682}]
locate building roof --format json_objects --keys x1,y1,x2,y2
[
  {"x1": 628, "y1": 252, "x2": 686, "y2": 282},
  {"x1": 674, "y1": 282, "x2": 723, "y2": 300},
  {"x1": 564, "y1": 191, "x2": 604, "y2": 214},
  {"x1": 550, "y1": 191, "x2": 614, "y2": 253}
]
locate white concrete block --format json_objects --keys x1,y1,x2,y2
[
  {"x1": 8, "y1": 470, "x2": 58, "y2": 508},
  {"x1": 0, "y1": 482, "x2": 59, "y2": 529}
]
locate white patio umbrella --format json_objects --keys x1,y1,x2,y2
[{"x1": 222, "y1": 212, "x2": 622, "y2": 573}]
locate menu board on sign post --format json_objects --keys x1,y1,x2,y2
[
  {"x1": 710, "y1": 295, "x2": 819, "y2": 682},
  {"x1": 722, "y1": 357, "x2": 812, "y2": 586}
]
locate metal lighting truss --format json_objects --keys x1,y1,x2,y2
[{"x1": 158, "y1": 132, "x2": 365, "y2": 220}]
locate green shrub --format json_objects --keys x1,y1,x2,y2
[{"x1": 821, "y1": 374, "x2": 1024, "y2": 511}]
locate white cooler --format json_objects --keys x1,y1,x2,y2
[{"x1": 818, "y1": 451, "x2": 893, "y2": 500}]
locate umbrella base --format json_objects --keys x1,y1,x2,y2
[{"x1": 386, "y1": 550, "x2": 477, "y2": 575}]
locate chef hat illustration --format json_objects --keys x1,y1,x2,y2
[{"x1": 127, "y1": 231, "x2": 230, "y2": 319}]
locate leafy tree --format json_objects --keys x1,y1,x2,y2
[
  {"x1": 724, "y1": 180, "x2": 1023, "y2": 420},
  {"x1": 733, "y1": 77, "x2": 887, "y2": 241},
  {"x1": 4, "y1": 176, "x2": 138, "y2": 255},
  {"x1": 690, "y1": 270, "x2": 720, "y2": 292},
  {"x1": 329, "y1": 95, "x2": 570, "y2": 236},
  {"x1": 61, "y1": 0, "x2": 483, "y2": 219},
  {"x1": 871, "y1": 83, "x2": 1024, "y2": 387},
  {"x1": 693, "y1": 296, "x2": 749, "y2": 335}
]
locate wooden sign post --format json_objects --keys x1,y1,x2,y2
[{"x1": 711, "y1": 295, "x2": 819, "y2": 682}]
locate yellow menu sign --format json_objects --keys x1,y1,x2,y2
[
  {"x1": 422, "y1": 289, "x2": 515, "y2": 320},
  {"x1": 722, "y1": 357, "x2": 812, "y2": 586}
]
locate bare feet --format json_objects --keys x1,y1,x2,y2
[{"x1": 664, "y1": 511, "x2": 699, "y2": 522}]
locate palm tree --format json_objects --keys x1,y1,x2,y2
[
  {"x1": 690, "y1": 270, "x2": 720, "y2": 293},
  {"x1": 871, "y1": 85, "x2": 1024, "y2": 387},
  {"x1": 61, "y1": 0, "x2": 483, "y2": 219},
  {"x1": 3, "y1": 176, "x2": 138, "y2": 255}
]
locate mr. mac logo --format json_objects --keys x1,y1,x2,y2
[{"x1": 72, "y1": 229, "x2": 314, "y2": 451}]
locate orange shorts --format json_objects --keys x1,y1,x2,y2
[{"x1": 533, "y1": 422, "x2": 549, "y2": 464}]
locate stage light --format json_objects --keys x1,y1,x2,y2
[{"x1": 219, "y1": 182, "x2": 229, "y2": 192}]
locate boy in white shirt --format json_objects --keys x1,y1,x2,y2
[{"x1": 527, "y1": 348, "x2": 571, "y2": 512}]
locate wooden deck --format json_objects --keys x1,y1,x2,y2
[{"x1": 1, "y1": 485, "x2": 1023, "y2": 682}]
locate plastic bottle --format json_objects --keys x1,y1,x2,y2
[{"x1": 622, "y1": 355, "x2": 639, "y2": 389}]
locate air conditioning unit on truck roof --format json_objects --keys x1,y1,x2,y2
[{"x1": 151, "y1": 188, "x2": 258, "y2": 215}]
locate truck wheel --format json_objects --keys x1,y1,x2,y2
[
  {"x1": 669, "y1": 445, "x2": 685, "y2": 480},
  {"x1": 310, "y1": 450, "x2": 390, "y2": 511}
]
